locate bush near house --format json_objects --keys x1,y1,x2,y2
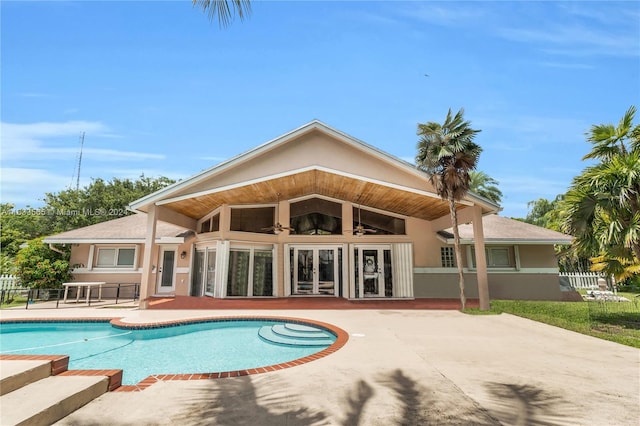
[{"x1": 15, "y1": 237, "x2": 72, "y2": 289}]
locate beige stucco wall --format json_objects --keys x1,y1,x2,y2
[
  {"x1": 173, "y1": 130, "x2": 436, "y2": 199},
  {"x1": 517, "y1": 245, "x2": 559, "y2": 268},
  {"x1": 69, "y1": 241, "x2": 193, "y2": 297},
  {"x1": 414, "y1": 272, "x2": 563, "y2": 301}
]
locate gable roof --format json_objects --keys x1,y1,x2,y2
[
  {"x1": 438, "y1": 215, "x2": 572, "y2": 245},
  {"x1": 129, "y1": 120, "x2": 500, "y2": 221},
  {"x1": 43, "y1": 214, "x2": 192, "y2": 244}
]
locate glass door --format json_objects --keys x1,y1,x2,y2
[
  {"x1": 291, "y1": 246, "x2": 339, "y2": 296},
  {"x1": 355, "y1": 246, "x2": 393, "y2": 298},
  {"x1": 205, "y1": 248, "x2": 216, "y2": 296},
  {"x1": 157, "y1": 248, "x2": 176, "y2": 294},
  {"x1": 191, "y1": 250, "x2": 204, "y2": 296}
]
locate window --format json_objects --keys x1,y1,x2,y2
[
  {"x1": 230, "y1": 207, "x2": 274, "y2": 234},
  {"x1": 96, "y1": 247, "x2": 136, "y2": 268},
  {"x1": 290, "y1": 198, "x2": 342, "y2": 235},
  {"x1": 441, "y1": 247, "x2": 455, "y2": 267},
  {"x1": 199, "y1": 213, "x2": 220, "y2": 233},
  {"x1": 353, "y1": 207, "x2": 405, "y2": 235},
  {"x1": 470, "y1": 246, "x2": 514, "y2": 268},
  {"x1": 227, "y1": 247, "x2": 274, "y2": 296}
]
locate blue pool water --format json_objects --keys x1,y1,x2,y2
[{"x1": 0, "y1": 320, "x2": 336, "y2": 385}]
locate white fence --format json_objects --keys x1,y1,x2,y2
[
  {"x1": 559, "y1": 272, "x2": 602, "y2": 290},
  {"x1": 0, "y1": 274, "x2": 23, "y2": 291}
]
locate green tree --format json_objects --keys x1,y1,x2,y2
[
  {"x1": 525, "y1": 195, "x2": 564, "y2": 231},
  {"x1": 15, "y1": 237, "x2": 72, "y2": 289},
  {"x1": 563, "y1": 106, "x2": 640, "y2": 281},
  {"x1": 193, "y1": 0, "x2": 251, "y2": 27},
  {"x1": 0, "y1": 203, "x2": 48, "y2": 257},
  {"x1": 469, "y1": 170, "x2": 502, "y2": 205},
  {"x1": 416, "y1": 108, "x2": 485, "y2": 310},
  {"x1": 42, "y1": 175, "x2": 175, "y2": 233}
]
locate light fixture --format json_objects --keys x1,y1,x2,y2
[{"x1": 180, "y1": 251, "x2": 187, "y2": 259}]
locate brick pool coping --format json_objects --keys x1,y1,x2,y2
[{"x1": 0, "y1": 316, "x2": 349, "y2": 392}]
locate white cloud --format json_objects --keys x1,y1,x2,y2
[
  {"x1": 538, "y1": 62, "x2": 594, "y2": 70},
  {"x1": 1, "y1": 121, "x2": 164, "y2": 162},
  {"x1": 0, "y1": 168, "x2": 71, "y2": 206},
  {"x1": 499, "y1": 24, "x2": 639, "y2": 57},
  {"x1": 400, "y1": 3, "x2": 488, "y2": 27}
]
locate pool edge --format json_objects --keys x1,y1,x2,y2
[{"x1": 0, "y1": 316, "x2": 349, "y2": 392}]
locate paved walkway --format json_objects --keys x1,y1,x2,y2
[{"x1": 1, "y1": 307, "x2": 638, "y2": 425}]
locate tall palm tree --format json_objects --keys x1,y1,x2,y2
[
  {"x1": 469, "y1": 170, "x2": 503, "y2": 205},
  {"x1": 416, "y1": 108, "x2": 483, "y2": 310},
  {"x1": 563, "y1": 105, "x2": 640, "y2": 281},
  {"x1": 193, "y1": 0, "x2": 252, "y2": 27}
]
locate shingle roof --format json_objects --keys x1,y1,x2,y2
[
  {"x1": 43, "y1": 214, "x2": 191, "y2": 243},
  {"x1": 438, "y1": 214, "x2": 572, "y2": 244}
]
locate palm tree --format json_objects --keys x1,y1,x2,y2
[
  {"x1": 563, "y1": 105, "x2": 640, "y2": 281},
  {"x1": 193, "y1": 0, "x2": 252, "y2": 27},
  {"x1": 416, "y1": 108, "x2": 483, "y2": 310},
  {"x1": 469, "y1": 171, "x2": 502, "y2": 205}
]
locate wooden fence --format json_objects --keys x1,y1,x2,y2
[
  {"x1": 0, "y1": 274, "x2": 23, "y2": 291},
  {"x1": 559, "y1": 272, "x2": 602, "y2": 290}
]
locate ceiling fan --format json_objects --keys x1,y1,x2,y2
[
  {"x1": 262, "y1": 222, "x2": 294, "y2": 235},
  {"x1": 349, "y1": 197, "x2": 377, "y2": 237}
]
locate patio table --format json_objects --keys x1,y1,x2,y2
[{"x1": 62, "y1": 282, "x2": 106, "y2": 304}]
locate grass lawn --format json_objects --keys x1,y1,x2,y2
[
  {"x1": 0, "y1": 295, "x2": 29, "y2": 309},
  {"x1": 466, "y1": 298, "x2": 640, "y2": 348}
]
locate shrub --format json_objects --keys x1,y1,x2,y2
[
  {"x1": 0, "y1": 253, "x2": 17, "y2": 275},
  {"x1": 15, "y1": 237, "x2": 72, "y2": 289}
]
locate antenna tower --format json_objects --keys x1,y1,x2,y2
[{"x1": 71, "y1": 132, "x2": 85, "y2": 190}]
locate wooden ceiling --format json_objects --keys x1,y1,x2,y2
[{"x1": 159, "y1": 169, "x2": 458, "y2": 222}]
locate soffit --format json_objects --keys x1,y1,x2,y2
[{"x1": 160, "y1": 169, "x2": 455, "y2": 221}]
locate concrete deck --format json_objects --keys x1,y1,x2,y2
[{"x1": 1, "y1": 307, "x2": 638, "y2": 425}]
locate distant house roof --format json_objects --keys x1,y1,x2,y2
[
  {"x1": 43, "y1": 214, "x2": 192, "y2": 244},
  {"x1": 438, "y1": 214, "x2": 572, "y2": 245}
]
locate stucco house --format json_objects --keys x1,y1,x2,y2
[{"x1": 44, "y1": 121, "x2": 572, "y2": 306}]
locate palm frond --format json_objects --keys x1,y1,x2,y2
[{"x1": 193, "y1": 0, "x2": 252, "y2": 27}]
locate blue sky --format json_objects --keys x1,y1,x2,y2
[{"x1": 2, "y1": 1, "x2": 639, "y2": 219}]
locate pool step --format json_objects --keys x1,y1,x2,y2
[
  {"x1": 0, "y1": 358, "x2": 118, "y2": 426},
  {"x1": 258, "y1": 324, "x2": 334, "y2": 347},
  {"x1": 0, "y1": 359, "x2": 52, "y2": 396}
]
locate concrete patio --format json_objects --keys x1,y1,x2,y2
[{"x1": 1, "y1": 306, "x2": 638, "y2": 425}]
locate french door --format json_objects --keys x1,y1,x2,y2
[
  {"x1": 291, "y1": 246, "x2": 340, "y2": 296},
  {"x1": 156, "y1": 247, "x2": 176, "y2": 294},
  {"x1": 354, "y1": 245, "x2": 393, "y2": 298}
]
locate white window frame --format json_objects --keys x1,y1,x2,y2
[
  {"x1": 441, "y1": 246, "x2": 455, "y2": 268},
  {"x1": 95, "y1": 246, "x2": 138, "y2": 269},
  {"x1": 226, "y1": 244, "x2": 276, "y2": 297},
  {"x1": 197, "y1": 207, "x2": 222, "y2": 234},
  {"x1": 468, "y1": 245, "x2": 517, "y2": 270}
]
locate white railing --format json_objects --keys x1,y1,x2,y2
[
  {"x1": 0, "y1": 274, "x2": 23, "y2": 291},
  {"x1": 559, "y1": 272, "x2": 601, "y2": 290}
]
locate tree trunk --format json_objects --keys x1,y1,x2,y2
[{"x1": 449, "y1": 196, "x2": 466, "y2": 310}]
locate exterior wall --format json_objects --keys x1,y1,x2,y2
[
  {"x1": 173, "y1": 131, "x2": 437, "y2": 199},
  {"x1": 413, "y1": 271, "x2": 563, "y2": 301},
  {"x1": 517, "y1": 245, "x2": 559, "y2": 268},
  {"x1": 68, "y1": 241, "x2": 192, "y2": 297}
]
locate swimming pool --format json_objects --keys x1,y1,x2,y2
[{"x1": 0, "y1": 318, "x2": 341, "y2": 385}]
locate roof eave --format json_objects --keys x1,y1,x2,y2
[
  {"x1": 129, "y1": 120, "x2": 486, "y2": 212},
  {"x1": 441, "y1": 238, "x2": 572, "y2": 245}
]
